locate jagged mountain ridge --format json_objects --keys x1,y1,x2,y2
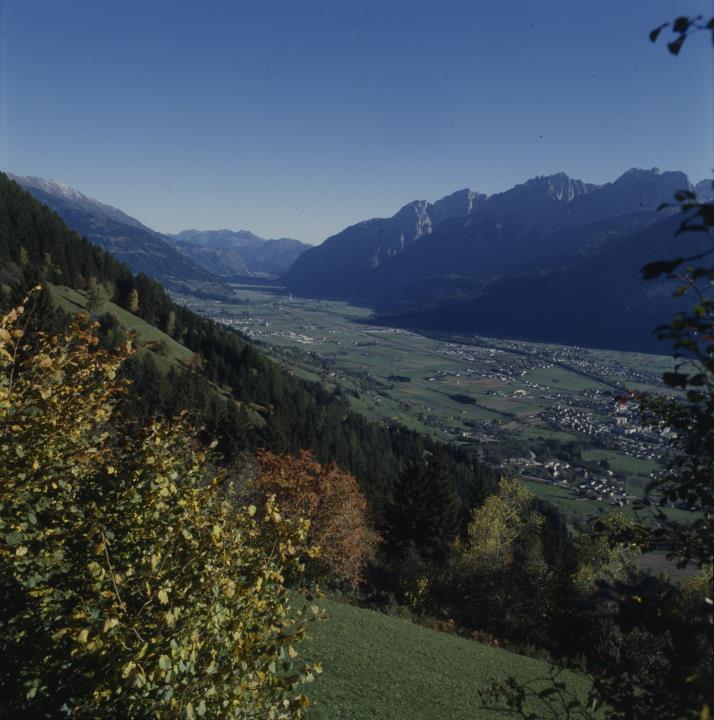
[
  {"x1": 284, "y1": 188, "x2": 486, "y2": 290},
  {"x1": 284, "y1": 167, "x2": 693, "y2": 302},
  {"x1": 282, "y1": 167, "x2": 710, "y2": 352}
]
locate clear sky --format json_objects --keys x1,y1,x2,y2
[{"x1": 1, "y1": 0, "x2": 712, "y2": 244}]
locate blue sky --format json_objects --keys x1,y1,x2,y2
[{"x1": 1, "y1": 0, "x2": 711, "y2": 244}]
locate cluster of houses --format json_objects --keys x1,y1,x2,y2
[
  {"x1": 539, "y1": 391, "x2": 666, "y2": 465},
  {"x1": 188, "y1": 299, "x2": 671, "y2": 498},
  {"x1": 524, "y1": 459, "x2": 634, "y2": 506}
]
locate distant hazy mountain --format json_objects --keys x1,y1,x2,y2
[
  {"x1": 8, "y1": 174, "x2": 224, "y2": 293},
  {"x1": 696, "y1": 179, "x2": 714, "y2": 202},
  {"x1": 284, "y1": 168, "x2": 704, "y2": 351},
  {"x1": 172, "y1": 229, "x2": 309, "y2": 276}
]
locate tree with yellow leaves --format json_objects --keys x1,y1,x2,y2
[
  {"x1": 461, "y1": 478, "x2": 544, "y2": 573},
  {"x1": 451, "y1": 478, "x2": 554, "y2": 645},
  {"x1": 0, "y1": 293, "x2": 321, "y2": 718}
]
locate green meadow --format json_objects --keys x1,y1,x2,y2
[
  {"x1": 49, "y1": 284, "x2": 192, "y2": 368},
  {"x1": 303, "y1": 597, "x2": 594, "y2": 720}
]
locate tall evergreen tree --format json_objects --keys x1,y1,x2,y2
[
  {"x1": 385, "y1": 458, "x2": 431, "y2": 556},
  {"x1": 423, "y1": 449, "x2": 462, "y2": 557},
  {"x1": 386, "y1": 450, "x2": 462, "y2": 558}
]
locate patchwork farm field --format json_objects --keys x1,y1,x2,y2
[
  {"x1": 580, "y1": 448, "x2": 659, "y2": 476},
  {"x1": 175, "y1": 281, "x2": 677, "y2": 521}
]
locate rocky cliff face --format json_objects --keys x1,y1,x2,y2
[
  {"x1": 283, "y1": 168, "x2": 691, "y2": 297},
  {"x1": 429, "y1": 188, "x2": 484, "y2": 227},
  {"x1": 695, "y1": 178, "x2": 714, "y2": 202},
  {"x1": 287, "y1": 187, "x2": 485, "y2": 287}
]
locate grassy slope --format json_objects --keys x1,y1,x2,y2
[
  {"x1": 303, "y1": 597, "x2": 593, "y2": 720},
  {"x1": 48, "y1": 285, "x2": 265, "y2": 426},
  {"x1": 49, "y1": 284, "x2": 192, "y2": 367},
  {"x1": 521, "y1": 477, "x2": 696, "y2": 527}
]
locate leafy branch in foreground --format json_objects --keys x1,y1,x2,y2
[
  {"x1": 0, "y1": 293, "x2": 321, "y2": 718},
  {"x1": 649, "y1": 15, "x2": 714, "y2": 55},
  {"x1": 478, "y1": 667, "x2": 600, "y2": 720},
  {"x1": 634, "y1": 179, "x2": 714, "y2": 569}
]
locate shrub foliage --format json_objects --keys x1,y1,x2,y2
[{"x1": 0, "y1": 294, "x2": 320, "y2": 718}]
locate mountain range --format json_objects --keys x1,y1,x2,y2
[
  {"x1": 7, "y1": 169, "x2": 712, "y2": 353},
  {"x1": 7, "y1": 174, "x2": 308, "y2": 287},
  {"x1": 170, "y1": 229, "x2": 309, "y2": 277},
  {"x1": 284, "y1": 169, "x2": 712, "y2": 352}
]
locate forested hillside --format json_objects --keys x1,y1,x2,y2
[{"x1": 0, "y1": 172, "x2": 492, "y2": 515}]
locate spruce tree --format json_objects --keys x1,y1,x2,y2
[
  {"x1": 423, "y1": 448, "x2": 462, "y2": 558},
  {"x1": 386, "y1": 450, "x2": 462, "y2": 558},
  {"x1": 385, "y1": 458, "x2": 431, "y2": 556}
]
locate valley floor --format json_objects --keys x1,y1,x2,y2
[{"x1": 173, "y1": 281, "x2": 693, "y2": 528}]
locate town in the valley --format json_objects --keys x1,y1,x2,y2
[{"x1": 175, "y1": 286, "x2": 681, "y2": 512}]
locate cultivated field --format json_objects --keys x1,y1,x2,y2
[{"x1": 174, "y1": 282, "x2": 681, "y2": 522}]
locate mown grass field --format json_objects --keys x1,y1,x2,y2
[
  {"x1": 581, "y1": 448, "x2": 659, "y2": 476},
  {"x1": 521, "y1": 478, "x2": 608, "y2": 522},
  {"x1": 522, "y1": 365, "x2": 606, "y2": 392},
  {"x1": 521, "y1": 477, "x2": 697, "y2": 527},
  {"x1": 303, "y1": 597, "x2": 594, "y2": 720}
]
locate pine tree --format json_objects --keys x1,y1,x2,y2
[
  {"x1": 385, "y1": 450, "x2": 461, "y2": 558},
  {"x1": 423, "y1": 449, "x2": 462, "y2": 558}
]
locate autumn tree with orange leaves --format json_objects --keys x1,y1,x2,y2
[{"x1": 252, "y1": 450, "x2": 379, "y2": 588}]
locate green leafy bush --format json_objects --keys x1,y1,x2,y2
[{"x1": 0, "y1": 293, "x2": 320, "y2": 718}]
